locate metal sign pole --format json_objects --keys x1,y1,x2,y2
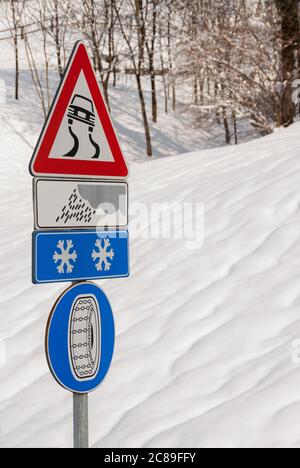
[
  {"x1": 72, "y1": 278, "x2": 89, "y2": 450},
  {"x1": 73, "y1": 393, "x2": 89, "y2": 449}
]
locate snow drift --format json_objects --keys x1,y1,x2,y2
[{"x1": 1, "y1": 92, "x2": 300, "y2": 446}]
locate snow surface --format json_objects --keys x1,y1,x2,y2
[
  {"x1": 1, "y1": 38, "x2": 300, "y2": 448},
  {"x1": 1, "y1": 99, "x2": 300, "y2": 447}
]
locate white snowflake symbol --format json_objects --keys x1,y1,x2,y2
[
  {"x1": 92, "y1": 238, "x2": 115, "y2": 272},
  {"x1": 53, "y1": 240, "x2": 77, "y2": 274}
]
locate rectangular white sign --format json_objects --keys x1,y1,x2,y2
[{"x1": 34, "y1": 179, "x2": 128, "y2": 229}]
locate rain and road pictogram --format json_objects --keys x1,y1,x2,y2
[{"x1": 34, "y1": 179, "x2": 128, "y2": 229}]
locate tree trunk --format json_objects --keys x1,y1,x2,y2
[
  {"x1": 136, "y1": 73, "x2": 152, "y2": 157},
  {"x1": 172, "y1": 85, "x2": 176, "y2": 112},
  {"x1": 14, "y1": 37, "x2": 19, "y2": 100},
  {"x1": 275, "y1": 0, "x2": 299, "y2": 126},
  {"x1": 102, "y1": 80, "x2": 110, "y2": 113},
  {"x1": 193, "y1": 77, "x2": 198, "y2": 104},
  {"x1": 232, "y1": 109, "x2": 238, "y2": 145},
  {"x1": 199, "y1": 79, "x2": 204, "y2": 105},
  {"x1": 159, "y1": 25, "x2": 168, "y2": 114},
  {"x1": 94, "y1": 45, "x2": 111, "y2": 112},
  {"x1": 149, "y1": 0, "x2": 157, "y2": 123},
  {"x1": 163, "y1": 81, "x2": 168, "y2": 114},
  {"x1": 11, "y1": 0, "x2": 19, "y2": 100},
  {"x1": 150, "y1": 63, "x2": 157, "y2": 123},
  {"x1": 222, "y1": 107, "x2": 231, "y2": 144},
  {"x1": 54, "y1": 0, "x2": 63, "y2": 77}
]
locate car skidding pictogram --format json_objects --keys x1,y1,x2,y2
[
  {"x1": 67, "y1": 95, "x2": 96, "y2": 128},
  {"x1": 64, "y1": 94, "x2": 100, "y2": 159},
  {"x1": 29, "y1": 42, "x2": 129, "y2": 179}
]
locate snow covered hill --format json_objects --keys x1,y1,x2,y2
[{"x1": 1, "y1": 101, "x2": 300, "y2": 447}]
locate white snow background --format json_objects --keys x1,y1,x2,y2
[{"x1": 1, "y1": 37, "x2": 300, "y2": 448}]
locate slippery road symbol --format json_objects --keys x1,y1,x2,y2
[{"x1": 63, "y1": 94, "x2": 101, "y2": 159}]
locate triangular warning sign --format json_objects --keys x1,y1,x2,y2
[{"x1": 29, "y1": 42, "x2": 128, "y2": 179}]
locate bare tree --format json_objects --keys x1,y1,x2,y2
[
  {"x1": 145, "y1": 0, "x2": 158, "y2": 123},
  {"x1": 2, "y1": 0, "x2": 298, "y2": 157},
  {"x1": 274, "y1": 0, "x2": 300, "y2": 126},
  {"x1": 173, "y1": 0, "x2": 289, "y2": 138},
  {"x1": 4, "y1": 0, "x2": 25, "y2": 100},
  {"x1": 23, "y1": 0, "x2": 53, "y2": 117},
  {"x1": 46, "y1": 0, "x2": 71, "y2": 77},
  {"x1": 115, "y1": 0, "x2": 153, "y2": 156},
  {"x1": 73, "y1": 0, "x2": 119, "y2": 110}
]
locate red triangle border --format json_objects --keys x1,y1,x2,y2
[{"x1": 30, "y1": 42, "x2": 128, "y2": 179}]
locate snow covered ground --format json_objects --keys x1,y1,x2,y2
[
  {"x1": 1, "y1": 38, "x2": 300, "y2": 448},
  {"x1": 1, "y1": 100, "x2": 300, "y2": 447}
]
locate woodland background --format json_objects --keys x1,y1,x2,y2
[{"x1": 1, "y1": 0, "x2": 300, "y2": 156}]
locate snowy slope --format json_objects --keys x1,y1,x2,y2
[{"x1": 1, "y1": 100, "x2": 300, "y2": 447}]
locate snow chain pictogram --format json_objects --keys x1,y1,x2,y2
[{"x1": 69, "y1": 295, "x2": 101, "y2": 381}]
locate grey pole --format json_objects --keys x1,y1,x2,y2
[{"x1": 73, "y1": 393, "x2": 89, "y2": 448}]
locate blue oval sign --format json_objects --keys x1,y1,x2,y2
[{"x1": 46, "y1": 282, "x2": 115, "y2": 393}]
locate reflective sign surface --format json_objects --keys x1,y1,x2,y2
[
  {"x1": 46, "y1": 282, "x2": 115, "y2": 394},
  {"x1": 34, "y1": 179, "x2": 128, "y2": 229}
]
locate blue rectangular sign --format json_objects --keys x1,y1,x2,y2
[{"x1": 32, "y1": 230, "x2": 129, "y2": 284}]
